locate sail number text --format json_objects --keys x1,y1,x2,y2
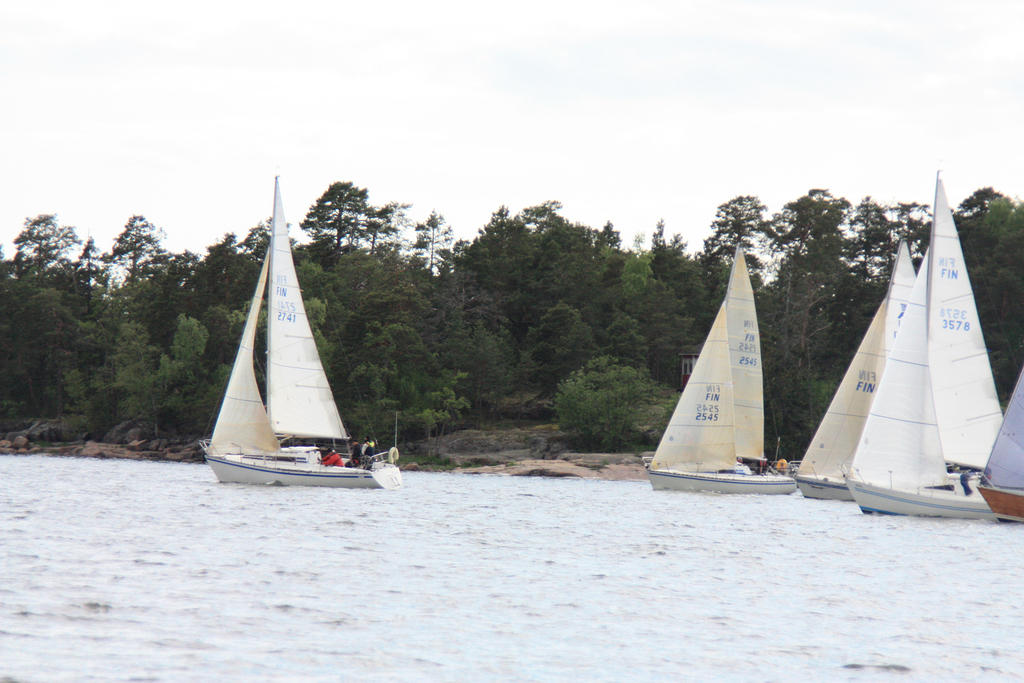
[
  {"x1": 695, "y1": 384, "x2": 721, "y2": 422},
  {"x1": 277, "y1": 301, "x2": 297, "y2": 323},
  {"x1": 938, "y1": 307, "x2": 971, "y2": 332}
]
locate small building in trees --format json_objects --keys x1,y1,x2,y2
[{"x1": 680, "y1": 347, "x2": 702, "y2": 390}]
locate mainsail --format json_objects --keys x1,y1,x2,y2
[
  {"x1": 725, "y1": 249, "x2": 763, "y2": 461},
  {"x1": 266, "y1": 179, "x2": 348, "y2": 440},
  {"x1": 926, "y1": 177, "x2": 1002, "y2": 469}
]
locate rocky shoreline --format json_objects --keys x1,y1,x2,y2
[{"x1": 1, "y1": 422, "x2": 651, "y2": 481}]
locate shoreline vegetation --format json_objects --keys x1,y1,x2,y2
[
  {"x1": 0, "y1": 424, "x2": 651, "y2": 482},
  {"x1": 5, "y1": 183, "x2": 1022, "y2": 471}
]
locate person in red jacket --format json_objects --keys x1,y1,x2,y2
[{"x1": 322, "y1": 449, "x2": 343, "y2": 467}]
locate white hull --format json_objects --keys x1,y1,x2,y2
[
  {"x1": 206, "y1": 454, "x2": 402, "y2": 490},
  {"x1": 648, "y1": 468, "x2": 796, "y2": 495},
  {"x1": 795, "y1": 473, "x2": 854, "y2": 501},
  {"x1": 847, "y1": 477, "x2": 993, "y2": 519}
]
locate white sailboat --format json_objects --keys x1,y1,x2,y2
[
  {"x1": 979, "y1": 365, "x2": 1024, "y2": 522},
  {"x1": 846, "y1": 176, "x2": 998, "y2": 517},
  {"x1": 201, "y1": 179, "x2": 402, "y2": 489},
  {"x1": 648, "y1": 247, "x2": 795, "y2": 494},
  {"x1": 795, "y1": 242, "x2": 915, "y2": 500}
]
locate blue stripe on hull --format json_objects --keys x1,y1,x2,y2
[
  {"x1": 858, "y1": 505, "x2": 902, "y2": 515},
  {"x1": 850, "y1": 483, "x2": 991, "y2": 516},
  {"x1": 649, "y1": 469, "x2": 795, "y2": 493}
]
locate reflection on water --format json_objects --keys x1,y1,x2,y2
[{"x1": 2, "y1": 454, "x2": 1023, "y2": 680}]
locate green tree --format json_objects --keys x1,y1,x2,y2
[
  {"x1": 414, "y1": 210, "x2": 454, "y2": 275},
  {"x1": 525, "y1": 303, "x2": 596, "y2": 395},
  {"x1": 105, "y1": 215, "x2": 167, "y2": 283},
  {"x1": 699, "y1": 196, "x2": 770, "y2": 299},
  {"x1": 555, "y1": 357, "x2": 653, "y2": 451},
  {"x1": 300, "y1": 181, "x2": 372, "y2": 261},
  {"x1": 155, "y1": 314, "x2": 212, "y2": 432},
  {"x1": 13, "y1": 214, "x2": 80, "y2": 277},
  {"x1": 759, "y1": 189, "x2": 853, "y2": 454},
  {"x1": 110, "y1": 321, "x2": 160, "y2": 428}
]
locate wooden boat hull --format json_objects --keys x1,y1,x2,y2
[
  {"x1": 794, "y1": 473, "x2": 854, "y2": 501},
  {"x1": 206, "y1": 454, "x2": 402, "y2": 490},
  {"x1": 648, "y1": 469, "x2": 796, "y2": 495},
  {"x1": 847, "y1": 477, "x2": 993, "y2": 519},
  {"x1": 978, "y1": 485, "x2": 1024, "y2": 522}
]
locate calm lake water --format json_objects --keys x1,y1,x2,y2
[{"x1": 2, "y1": 454, "x2": 1023, "y2": 681}]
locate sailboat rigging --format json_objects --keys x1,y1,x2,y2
[
  {"x1": 201, "y1": 178, "x2": 402, "y2": 489},
  {"x1": 647, "y1": 247, "x2": 795, "y2": 494},
  {"x1": 845, "y1": 175, "x2": 998, "y2": 517}
]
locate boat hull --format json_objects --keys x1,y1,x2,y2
[
  {"x1": 978, "y1": 485, "x2": 1024, "y2": 522},
  {"x1": 206, "y1": 454, "x2": 402, "y2": 490},
  {"x1": 847, "y1": 478, "x2": 993, "y2": 519},
  {"x1": 648, "y1": 469, "x2": 796, "y2": 495},
  {"x1": 794, "y1": 473, "x2": 854, "y2": 501}
]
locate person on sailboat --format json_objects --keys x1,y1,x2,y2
[
  {"x1": 363, "y1": 438, "x2": 376, "y2": 458},
  {"x1": 960, "y1": 470, "x2": 973, "y2": 495},
  {"x1": 322, "y1": 449, "x2": 343, "y2": 467},
  {"x1": 349, "y1": 439, "x2": 362, "y2": 467},
  {"x1": 732, "y1": 458, "x2": 752, "y2": 475}
]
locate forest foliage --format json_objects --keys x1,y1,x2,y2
[{"x1": 2, "y1": 182, "x2": 1023, "y2": 459}]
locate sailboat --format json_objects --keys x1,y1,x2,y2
[
  {"x1": 200, "y1": 179, "x2": 402, "y2": 489},
  {"x1": 795, "y1": 242, "x2": 915, "y2": 500},
  {"x1": 647, "y1": 247, "x2": 795, "y2": 494},
  {"x1": 845, "y1": 176, "x2": 999, "y2": 517},
  {"x1": 979, "y1": 365, "x2": 1024, "y2": 521}
]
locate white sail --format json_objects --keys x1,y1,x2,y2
[
  {"x1": 209, "y1": 252, "x2": 280, "y2": 455},
  {"x1": 650, "y1": 302, "x2": 736, "y2": 472},
  {"x1": 927, "y1": 177, "x2": 1002, "y2": 469},
  {"x1": 884, "y1": 242, "x2": 917, "y2": 352},
  {"x1": 984, "y1": 365, "x2": 1024, "y2": 489},
  {"x1": 725, "y1": 248, "x2": 763, "y2": 461},
  {"x1": 850, "y1": 253, "x2": 948, "y2": 489},
  {"x1": 266, "y1": 178, "x2": 348, "y2": 440},
  {"x1": 800, "y1": 243, "x2": 915, "y2": 478},
  {"x1": 650, "y1": 247, "x2": 761, "y2": 471}
]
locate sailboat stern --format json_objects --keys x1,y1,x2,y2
[
  {"x1": 979, "y1": 485, "x2": 1024, "y2": 522},
  {"x1": 370, "y1": 463, "x2": 403, "y2": 490}
]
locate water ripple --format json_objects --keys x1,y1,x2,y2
[{"x1": 3, "y1": 455, "x2": 1024, "y2": 680}]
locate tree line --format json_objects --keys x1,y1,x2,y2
[{"x1": 2, "y1": 181, "x2": 1022, "y2": 458}]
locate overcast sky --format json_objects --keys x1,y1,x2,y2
[{"x1": 2, "y1": 0, "x2": 1022, "y2": 258}]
